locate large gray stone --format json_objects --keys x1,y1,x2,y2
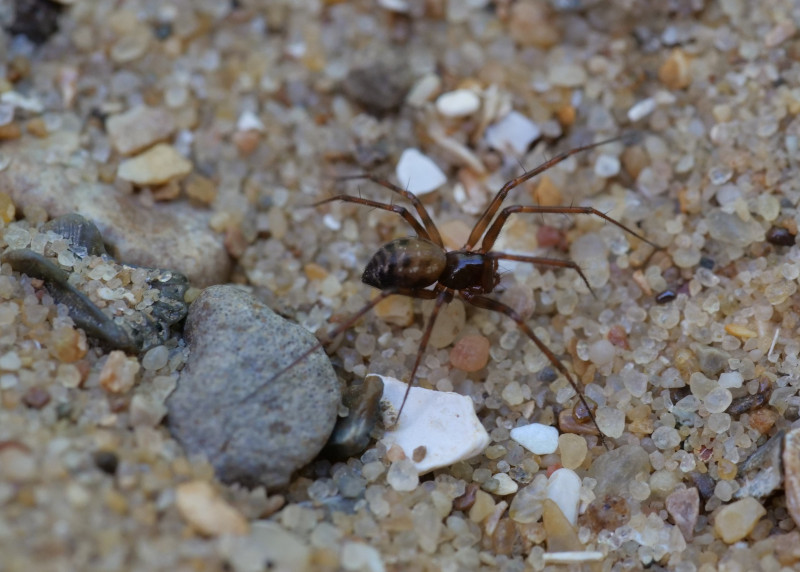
[{"x1": 167, "y1": 285, "x2": 340, "y2": 490}]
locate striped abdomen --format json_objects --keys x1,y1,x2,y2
[{"x1": 361, "y1": 238, "x2": 446, "y2": 290}]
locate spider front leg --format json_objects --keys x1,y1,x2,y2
[
  {"x1": 479, "y1": 205, "x2": 655, "y2": 253},
  {"x1": 336, "y1": 174, "x2": 443, "y2": 247},
  {"x1": 311, "y1": 195, "x2": 431, "y2": 241}
]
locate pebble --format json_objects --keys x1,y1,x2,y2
[
  {"x1": 469, "y1": 490, "x2": 496, "y2": 523},
  {"x1": 395, "y1": 148, "x2": 447, "y2": 196},
  {"x1": 783, "y1": 428, "x2": 800, "y2": 527},
  {"x1": 0, "y1": 141, "x2": 230, "y2": 286},
  {"x1": 713, "y1": 497, "x2": 766, "y2": 544},
  {"x1": 485, "y1": 110, "x2": 541, "y2": 155},
  {"x1": 547, "y1": 468, "x2": 582, "y2": 526},
  {"x1": 374, "y1": 293, "x2": 415, "y2": 326},
  {"x1": 558, "y1": 434, "x2": 587, "y2": 469},
  {"x1": 99, "y1": 350, "x2": 140, "y2": 393},
  {"x1": 324, "y1": 376, "x2": 384, "y2": 460},
  {"x1": 449, "y1": 335, "x2": 490, "y2": 372},
  {"x1": 343, "y1": 61, "x2": 411, "y2": 116},
  {"x1": 718, "y1": 371, "x2": 743, "y2": 389},
  {"x1": 589, "y1": 444, "x2": 651, "y2": 498},
  {"x1": 341, "y1": 541, "x2": 385, "y2": 572},
  {"x1": 542, "y1": 498, "x2": 581, "y2": 552},
  {"x1": 510, "y1": 423, "x2": 559, "y2": 455},
  {"x1": 117, "y1": 143, "x2": 192, "y2": 186},
  {"x1": 627, "y1": 98, "x2": 656, "y2": 122},
  {"x1": 175, "y1": 480, "x2": 249, "y2": 537},
  {"x1": 594, "y1": 154, "x2": 621, "y2": 178},
  {"x1": 435, "y1": 89, "x2": 480, "y2": 117},
  {"x1": 666, "y1": 487, "x2": 699, "y2": 541},
  {"x1": 376, "y1": 374, "x2": 490, "y2": 474},
  {"x1": 659, "y1": 48, "x2": 692, "y2": 90},
  {"x1": 595, "y1": 407, "x2": 625, "y2": 438},
  {"x1": 386, "y1": 459, "x2": 419, "y2": 492},
  {"x1": 492, "y1": 473, "x2": 519, "y2": 495},
  {"x1": 141, "y1": 345, "x2": 169, "y2": 371},
  {"x1": 220, "y1": 521, "x2": 311, "y2": 572},
  {"x1": 548, "y1": 63, "x2": 587, "y2": 88},
  {"x1": 167, "y1": 286, "x2": 340, "y2": 489},
  {"x1": 0, "y1": 443, "x2": 36, "y2": 483},
  {"x1": 106, "y1": 105, "x2": 176, "y2": 156}
]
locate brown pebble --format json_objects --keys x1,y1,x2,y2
[
  {"x1": 766, "y1": 226, "x2": 796, "y2": 246},
  {"x1": 232, "y1": 130, "x2": 261, "y2": 155},
  {"x1": 22, "y1": 386, "x2": 50, "y2": 409},
  {"x1": 386, "y1": 443, "x2": 406, "y2": 462},
  {"x1": 49, "y1": 326, "x2": 88, "y2": 363},
  {"x1": 453, "y1": 482, "x2": 479, "y2": 512},
  {"x1": 531, "y1": 175, "x2": 562, "y2": 207},
  {"x1": 584, "y1": 495, "x2": 630, "y2": 532},
  {"x1": 0, "y1": 122, "x2": 22, "y2": 140},
  {"x1": 748, "y1": 407, "x2": 779, "y2": 434},
  {"x1": 412, "y1": 446, "x2": 427, "y2": 462},
  {"x1": 607, "y1": 324, "x2": 629, "y2": 349},
  {"x1": 727, "y1": 392, "x2": 769, "y2": 416},
  {"x1": 658, "y1": 48, "x2": 692, "y2": 90},
  {"x1": 184, "y1": 173, "x2": 217, "y2": 204},
  {"x1": 25, "y1": 117, "x2": 48, "y2": 138},
  {"x1": 93, "y1": 450, "x2": 119, "y2": 475},
  {"x1": 449, "y1": 335, "x2": 490, "y2": 372},
  {"x1": 536, "y1": 225, "x2": 566, "y2": 250},
  {"x1": 491, "y1": 518, "x2": 517, "y2": 556},
  {"x1": 558, "y1": 408, "x2": 600, "y2": 436}
]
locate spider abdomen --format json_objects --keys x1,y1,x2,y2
[{"x1": 362, "y1": 237, "x2": 446, "y2": 290}]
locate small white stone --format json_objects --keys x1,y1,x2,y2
[
  {"x1": 547, "y1": 468, "x2": 582, "y2": 526},
  {"x1": 395, "y1": 148, "x2": 447, "y2": 196},
  {"x1": 627, "y1": 98, "x2": 657, "y2": 122},
  {"x1": 510, "y1": 423, "x2": 559, "y2": 455},
  {"x1": 220, "y1": 521, "x2": 310, "y2": 572},
  {"x1": 485, "y1": 110, "x2": 541, "y2": 155},
  {"x1": 543, "y1": 551, "x2": 604, "y2": 564},
  {"x1": 594, "y1": 154, "x2": 621, "y2": 178},
  {"x1": 0, "y1": 91, "x2": 44, "y2": 113},
  {"x1": 493, "y1": 473, "x2": 519, "y2": 495},
  {"x1": 376, "y1": 374, "x2": 490, "y2": 474},
  {"x1": 406, "y1": 74, "x2": 441, "y2": 107},
  {"x1": 718, "y1": 371, "x2": 743, "y2": 389},
  {"x1": 0, "y1": 351, "x2": 22, "y2": 371},
  {"x1": 236, "y1": 110, "x2": 265, "y2": 132},
  {"x1": 341, "y1": 541, "x2": 385, "y2": 572},
  {"x1": 436, "y1": 89, "x2": 481, "y2": 117}
]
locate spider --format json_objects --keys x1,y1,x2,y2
[{"x1": 250, "y1": 135, "x2": 654, "y2": 444}]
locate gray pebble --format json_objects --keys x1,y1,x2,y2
[
  {"x1": 589, "y1": 444, "x2": 651, "y2": 498},
  {"x1": 167, "y1": 285, "x2": 340, "y2": 490},
  {"x1": 695, "y1": 345, "x2": 730, "y2": 377},
  {"x1": 343, "y1": 60, "x2": 411, "y2": 116}
]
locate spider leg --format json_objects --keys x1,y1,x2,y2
[
  {"x1": 311, "y1": 195, "x2": 431, "y2": 241},
  {"x1": 465, "y1": 135, "x2": 629, "y2": 249},
  {"x1": 480, "y1": 204, "x2": 655, "y2": 253},
  {"x1": 394, "y1": 288, "x2": 452, "y2": 423},
  {"x1": 488, "y1": 251, "x2": 596, "y2": 298},
  {"x1": 337, "y1": 174, "x2": 444, "y2": 247},
  {"x1": 459, "y1": 291, "x2": 608, "y2": 449}
]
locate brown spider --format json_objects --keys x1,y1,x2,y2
[{"x1": 250, "y1": 135, "x2": 654, "y2": 444}]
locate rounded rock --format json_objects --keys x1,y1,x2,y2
[{"x1": 166, "y1": 285, "x2": 340, "y2": 490}]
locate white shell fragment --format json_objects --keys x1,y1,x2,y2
[
  {"x1": 627, "y1": 97, "x2": 656, "y2": 122},
  {"x1": 510, "y1": 422, "x2": 559, "y2": 455},
  {"x1": 375, "y1": 374, "x2": 490, "y2": 474},
  {"x1": 484, "y1": 110, "x2": 541, "y2": 155},
  {"x1": 547, "y1": 468, "x2": 582, "y2": 526},
  {"x1": 435, "y1": 89, "x2": 481, "y2": 117},
  {"x1": 543, "y1": 551, "x2": 604, "y2": 564},
  {"x1": 395, "y1": 148, "x2": 447, "y2": 196},
  {"x1": 236, "y1": 110, "x2": 265, "y2": 132}
]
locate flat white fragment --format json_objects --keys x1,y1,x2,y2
[
  {"x1": 718, "y1": 371, "x2": 743, "y2": 389},
  {"x1": 510, "y1": 423, "x2": 559, "y2": 455},
  {"x1": 485, "y1": 110, "x2": 541, "y2": 155},
  {"x1": 375, "y1": 374, "x2": 490, "y2": 474},
  {"x1": 627, "y1": 98, "x2": 656, "y2": 122},
  {"x1": 493, "y1": 473, "x2": 519, "y2": 495},
  {"x1": 395, "y1": 148, "x2": 447, "y2": 196},
  {"x1": 547, "y1": 468, "x2": 582, "y2": 526},
  {"x1": 542, "y1": 551, "x2": 604, "y2": 564},
  {"x1": 341, "y1": 541, "x2": 386, "y2": 572},
  {"x1": 237, "y1": 110, "x2": 265, "y2": 132},
  {"x1": 436, "y1": 89, "x2": 481, "y2": 117}
]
